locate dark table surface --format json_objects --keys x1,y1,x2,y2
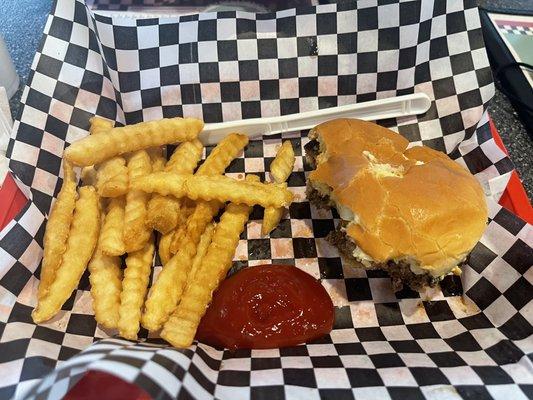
[
  {"x1": 477, "y1": 0, "x2": 533, "y2": 199},
  {"x1": 1, "y1": 0, "x2": 532, "y2": 199}
]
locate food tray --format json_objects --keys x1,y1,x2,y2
[{"x1": 1, "y1": 0, "x2": 531, "y2": 399}]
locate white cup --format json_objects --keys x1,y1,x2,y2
[{"x1": 0, "y1": 34, "x2": 19, "y2": 99}]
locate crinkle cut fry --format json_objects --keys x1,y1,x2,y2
[
  {"x1": 195, "y1": 133, "x2": 248, "y2": 176},
  {"x1": 81, "y1": 117, "x2": 114, "y2": 187},
  {"x1": 118, "y1": 236, "x2": 155, "y2": 340},
  {"x1": 96, "y1": 158, "x2": 129, "y2": 198},
  {"x1": 89, "y1": 117, "x2": 113, "y2": 135},
  {"x1": 168, "y1": 133, "x2": 248, "y2": 252},
  {"x1": 160, "y1": 175, "x2": 259, "y2": 347},
  {"x1": 262, "y1": 207, "x2": 286, "y2": 236},
  {"x1": 92, "y1": 118, "x2": 127, "y2": 197},
  {"x1": 100, "y1": 196, "x2": 126, "y2": 256},
  {"x1": 64, "y1": 117, "x2": 204, "y2": 166},
  {"x1": 169, "y1": 223, "x2": 186, "y2": 255},
  {"x1": 262, "y1": 140, "x2": 295, "y2": 235},
  {"x1": 86, "y1": 117, "x2": 130, "y2": 198},
  {"x1": 123, "y1": 150, "x2": 152, "y2": 252},
  {"x1": 165, "y1": 139, "x2": 203, "y2": 173},
  {"x1": 158, "y1": 230, "x2": 174, "y2": 265},
  {"x1": 141, "y1": 200, "x2": 220, "y2": 332},
  {"x1": 88, "y1": 211, "x2": 122, "y2": 329},
  {"x1": 188, "y1": 222, "x2": 215, "y2": 281},
  {"x1": 168, "y1": 202, "x2": 195, "y2": 254},
  {"x1": 132, "y1": 172, "x2": 293, "y2": 209},
  {"x1": 38, "y1": 161, "x2": 78, "y2": 300},
  {"x1": 270, "y1": 140, "x2": 295, "y2": 184},
  {"x1": 32, "y1": 186, "x2": 100, "y2": 323},
  {"x1": 146, "y1": 140, "x2": 203, "y2": 234}
]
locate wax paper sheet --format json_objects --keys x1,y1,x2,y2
[{"x1": 1, "y1": 0, "x2": 531, "y2": 399}]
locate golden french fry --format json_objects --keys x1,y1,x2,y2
[
  {"x1": 158, "y1": 230, "x2": 174, "y2": 265},
  {"x1": 89, "y1": 117, "x2": 113, "y2": 135},
  {"x1": 168, "y1": 201, "x2": 196, "y2": 254},
  {"x1": 89, "y1": 117, "x2": 129, "y2": 198},
  {"x1": 145, "y1": 134, "x2": 251, "y2": 327},
  {"x1": 262, "y1": 207, "x2": 286, "y2": 236},
  {"x1": 160, "y1": 176, "x2": 258, "y2": 347},
  {"x1": 142, "y1": 200, "x2": 220, "y2": 332},
  {"x1": 38, "y1": 162, "x2": 78, "y2": 300},
  {"x1": 167, "y1": 134, "x2": 248, "y2": 252},
  {"x1": 88, "y1": 211, "x2": 122, "y2": 329},
  {"x1": 100, "y1": 196, "x2": 126, "y2": 256},
  {"x1": 169, "y1": 223, "x2": 186, "y2": 254},
  {"x1": 148, "y1": 194, "x2": 183, "y2": 235},
  {"x1": 64, "y1": 117, "x2": 204, "y2": 166},
  {"x1": 96, "y1": 158, "x2": 129, "y2": 198},
  {"x1": 146, "y1": 140, "x2": 203, "y2": 233},
  {"x1": 178, "y1": 199, "x2": 196, "y2": 223},
  {"x1": 189, "y1": 222, "x2": 215, "y2": 281},
  {"x1": 88, "y1": 117, "x2": 128, "y2": 198},
  {"x1": 81, "y1": 118, "x2": 114, "y2": 185},
  {"x1": 165, "y1": 139, "x2": 203, "y2": 173},
  {"x1": 118, "y1": 236, "x2": 155, "y2": 340},
  {"x1": 270, "y1": 140, "x2": 295, "y2": 183},
  {"x1": 124, "y1": 150, "x2": 152, "y2": 252},
  {"x1": 33, "y1": 186, "x2": 100, "y2": 323},
  {"x1": 195, "y1": 133, "x2": 248, "y2": 176},
  {"x1": 131, "y1": 172, "x2": 293, "y2": 209},
  {"x1": 262, "y1": 141, "x2": 295, "y2": 235}
]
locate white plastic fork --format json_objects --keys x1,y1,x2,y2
[{"x1": 199, "y1": 93, "x2": 431, "y2": 145}]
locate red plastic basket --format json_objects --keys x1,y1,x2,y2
[
  {"x1": 489, "y1": 117, "x2": 533, "y2": 224},
  {"x1": 0, "y1": 173, "x2": 28, "y2": 231}
]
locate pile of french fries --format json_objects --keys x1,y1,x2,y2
[{"x1": 31, "y1": 116, "x2": 296, "y2": 348}]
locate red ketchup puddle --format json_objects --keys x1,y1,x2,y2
[{"x1": 196, "y1": 264, "x2": 334, "y2": 350}]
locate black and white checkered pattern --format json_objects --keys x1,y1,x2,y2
[
  {"x1": 497, "y1": 24, "x2": 533, "y2": 36},
  {"x1": 85, "y1": 0, "x2": 313, "y2": 13},
  {"x1": 1, "y1": 0, "x2": 531, "y2": 399}
]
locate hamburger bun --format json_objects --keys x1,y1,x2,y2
[{"x1": 306, "y1": 118, "x2": 488, "y2": 280}]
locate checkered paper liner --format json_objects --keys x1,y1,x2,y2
[{"x1": 1, "y1": 0, "x2": 532, "y2": 398}]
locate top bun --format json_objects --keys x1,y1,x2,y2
[{"x1": 308, "y1": 118, "x2": 488, "y2": 277}]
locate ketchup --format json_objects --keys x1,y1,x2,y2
[{"x1": 196, "y1": 264, "x2": 334, "y2": 350}]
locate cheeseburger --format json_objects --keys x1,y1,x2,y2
[{"x1": 305, "y1": 119, "x2": 488, "y2": 291}]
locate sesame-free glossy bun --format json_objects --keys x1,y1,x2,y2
[{"x1": 308, "y1": 118, "x2": 488, "y2": 277}]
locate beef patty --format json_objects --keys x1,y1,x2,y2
[{"x1": 327, "y1": 227, "x2": 440, "y2": 291}]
